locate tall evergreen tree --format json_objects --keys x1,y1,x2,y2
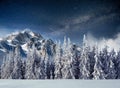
[
  {"x1": 92, "y1": 45, "x2": 105, "y2": 79},
  {"x1": 61, "y1": 37, "x2": 74, "y2": 79},
  {"x1": 12, "y1": 45, "x2": 23, "y2": 79},
  {"x1": 54, "y1": 41, "x2": 63, "y2": 79},
  {"x1": 79, "y1": 35, "x2": 90, "y2": 79}
]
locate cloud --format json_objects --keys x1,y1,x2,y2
[
  {"x1": 86, "y1": 33, "x2": 120, "y2": 52},
  {"x1": 48, "y1": 11, "x2": 119, "y2": 39},
  {"x1": 48, "y1": 29, "x2": 65, "y2": 36},
  {"x1": 0, "y1": 28, "x2": 12, "y2": 37},
  {"x1": 71, "y1": 15, "x2": 92, "y2": 25},
  {"x1": 0, "y1": 26, "x2": 29, "y2": 38},
  {"x1": 48, "y1": 6, "x2": 120, "y2": 41},
  {"x1": 47, "y1": 14, "x2": 93, "y2": 37}
]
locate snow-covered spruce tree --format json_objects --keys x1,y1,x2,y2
[
  {"x1": 99, "y1": 46, "x2": 109, "y2": 79},
  {"x1": 25, "y1": 45, "x2": 35, "y2": 79},
  {"x1": 45, "y1": 54, "x2": 51, "y2": 79},
  {"x1": 87, "y1": 46, "x2": 96, "y2": 79},
  {"x1": 43, "y1": 39, "x2": 55, "y2": 79},
  {"x1": 71, "y1": 44, "x2": 80, "y2": 79},
  {"x1": 79, "y1": 35, "x2": 90, "y2": 79},
  {"x1": 92, "y1": 45, "x2": 105, "y2": 79},
  {"x1": 99, "y1": 47, "x2": 116, "y2": 79},
  {"x1": 61, "y1": 37, "x2": 74, "y2": 79},
  {"x1": 106, "y1": 49, "x2": 117, "y2": 79},
  {"x1": 34, "y1": 56, "x2": 45, "y2": 79},
  {"x1": 33, "y1": 44, "x2": 46, "y2": 79},
  {"x1": 11, "y1": 45, "x2": 23, "y2": 79},
  {"x1": 1, "y1": 46, "x2": 25, "y2": 79},
  {"x1": 44, "y1": 49, "x2": 54, "y2": 79},
  {"x1": 25, "y1": 44, "x2": 46, "y2": 79},
  {"x1": 116, "y1": 50, "x2": 120, "y2": 79},
  {"x1": 0, "y1": 56, "x2": 6, "y2": 79},
  {"x1": 21, "y1": 60, "x2": 26, "y2": 79},
  {"x1": 54, "y1": 40, "x2": 63, "y2": 79},
  {"x1": 1, "y1": 51, "x2": 14, "y2": 79},
  {"x1": 34, "y1": 45, "x2": 46, "y2": 79},
  {"x1": 25, "y1": 49, "x2": 35, "y2": 79}
]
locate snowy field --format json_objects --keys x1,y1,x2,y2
[{"x1": 0, "y1": 80, "x2": 120, "y2": 88}]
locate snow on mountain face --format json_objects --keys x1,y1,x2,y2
[
  {"x1": 0, "y1": 30, "x2": 55, "y2": 61},
  {"x1": 6, "y1": 30, "x2": 43, "y2": 45}
]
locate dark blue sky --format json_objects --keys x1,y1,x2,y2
[{"x1": 0, "y1": 0, "x2": 120, "y2": 43}]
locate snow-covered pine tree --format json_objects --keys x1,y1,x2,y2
[
  {"x1": 11, "y1": 45, "x2": 23, "y2": 79},
  {"x1": 61, "y1": 37, "x2": 74, "y2": 79},
  {"x1": 99, "y1": 47, "x2": 116, "y2": 79},
  {"x1": 71, "y1": 44, "x2": 80, "y2": 79},
  {"x1": 0, "y1": 56, "x2": 6, "y2": 79},
  {"x1": 99, "y1": 46, "x2": 109, "y2": 79},
  {"x1": 1, "y1": 51, "x2": 14, "y2": 79},
  {"x1": 45, "y1": 57, "x2": 55, "y2": 79},
  {"x1": 79, "y1": 35, "x2": 90, "y2": 79},
  {"x1": 45, "y1": 54, "x2": 51, "y2": 79},
  {"x1": 42, "y1": 40, "x2": 55, "y2": 79},
  {"x1": 21, "y1": 60, "x2": 26, "y2": 79},
  {"x1": 25, "y1": 47, "x2": 36, "y2": 79},
  {"x1": 54, "y1": 40, "x2": 63, "y2": 79},
  {"x1": 88, "y1": 46, "x2": 96, "y2": 79},
  {"x1": 92, "y1": 44, "x2": 105, "y2": 79},
  {"x1": 116, "y1": 50, "x2": 120, "y2": 79},
  {"x1": 25, "y1": 44, "x2": 46, "y2": 79},
  {"x1": 106, "y1": 49, "x2": 117, "y2": 79}
]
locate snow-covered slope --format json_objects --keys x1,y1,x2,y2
[{"x1": 0, "y1": 80, "x2": 120, "y2": 88}]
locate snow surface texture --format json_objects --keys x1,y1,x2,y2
[
  {"x1": 0, "y1": 80, "x2": 120, "y2": 88},
  {"x1": 0, "y1": 30, "x2": 120, "y2": 79}
]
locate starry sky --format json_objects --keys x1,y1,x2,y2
[{"x1": 0, "y1": 0, "x2": 120, "y2": 43}]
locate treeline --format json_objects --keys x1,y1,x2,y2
[{"x1": 0, "y1": 35, "x2": 120, "y2": 79}]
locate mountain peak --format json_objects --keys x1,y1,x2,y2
[
  {"x1": 0, "y1": 29, "x2": 54, "y2": 59},
  {"x1": 5, "y1": 29, "x2": 43, "y2": 45}
]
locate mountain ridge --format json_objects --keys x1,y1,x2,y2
[{"x1": 0, "y1": 30, "x2": 55, "y2": 61}]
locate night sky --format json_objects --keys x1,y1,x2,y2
[{"x1": 0, "y1": 0, "x2": 120, "y2": 43}]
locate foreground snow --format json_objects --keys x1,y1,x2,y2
[{"x1": 0, "y1": 80, "x2": 120, "y2": 88}]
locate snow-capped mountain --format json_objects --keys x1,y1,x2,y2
[{"x1": 0, "y1": 30, "x2": 55, "y2": 61}]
